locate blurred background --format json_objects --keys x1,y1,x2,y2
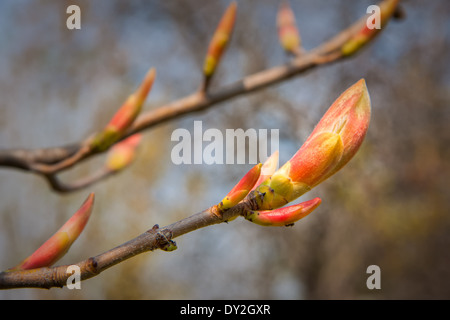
[{"x1": 0, "y1": 0, "x2": 449, "y2": 299}]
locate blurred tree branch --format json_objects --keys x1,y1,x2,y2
[{"x1": 0, "y1": 0, "x2": 400, "y2": 193}]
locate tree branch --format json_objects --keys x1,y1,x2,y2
[
  {"x1": 43, "y1": 168, "x2": 114, "y2": 194},
  {"x1": 0, "y1": 201, "x2": 249, "y2": 289}
]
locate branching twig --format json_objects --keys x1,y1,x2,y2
[{"x1": 0, "y1": 200, "x2": 250, "y2": 289}]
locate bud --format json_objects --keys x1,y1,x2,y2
[
  {"x1": 203, "y1": 2, "x2": 237, "y2": 79},
  {"x1": 219, "y1": 163, "x2": 262, "y2": 210},
  {"x1": 306, "y1": 78, "x2": 371, "y2": 180},
  {"x1": 342, "y1": 0, "x2": 400, "y2": 56},
  {"x1": 105, "y1": 133, "x2": 142, "y2": 172},
  {"x1": 277, "y1": 1, "x2": 302, "y2": 55},
  {"x1": 250, "y1": 79, "x2": 371, "y2": 210},
  {"x1": 91, "y1": 68, "x2": 156, "y2": 151},
  {"x1": 11, "y1": 193, "x2": 95, "y2": 270},
  {"x1": 245, "y1": 197, "x2": 321, "y2": 227}
]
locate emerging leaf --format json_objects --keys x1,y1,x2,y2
[
  {"x1": 91, "y1": 68, "x2": 156, "y2": 151},
  {"x1": 245, "y1": 197, "x2": 321, "y2": 227}
]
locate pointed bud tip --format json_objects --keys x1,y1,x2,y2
[
  {"x1": 61, "y1": 193, "x2": 95, "y2": 243},
  {"x1": 137, "y1": 68, "x2": 156, "y2": 103},
  {"x1": 203, "y1": 2, "x2": 238, "y2": 79},
  {"x1": 10, "y1": 193, "x2": 95, "y2": 270},
  {"x1": 91, "y1": 69, "x2": 154, "y2": 152},
  {"x1": 304, "y1": 79, "x2": 370, "y2": 184}
]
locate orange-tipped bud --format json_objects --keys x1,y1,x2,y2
[
  {"x1": 91, "y1": 68, "x2": 155, "y2": 151},
  {"x1": 11, "y1": 193, "x2": 95, "y2": 270},
  {"x1": 105, "y1": 133, "x2": 142, "y2": 172},
  {"x1": 251, "y1": 79, "x2": 371, "y2": 210},
  {"x1": 306, "y1": 78, "x2": 371, "y2": 180},
  {"x1": 342, "y1": 0, "x2": 400, "y2": 56},
  {"x1": 246, "y1": 197, "x2": 321, "y2": 226},
  {"x1": 277, "y1": 1, "x2": 302, "y2": 55},
  {"x1": 219, "y1": 163, "x2": 262, "y2": 210},
  {"x1": 203, "y1": 2, "x2": 237, "y2": 78}
]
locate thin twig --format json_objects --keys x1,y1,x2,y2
[
  {"x1": 0, "y1": 144, "x2": 80, "y2": 171},
  {"x1": 44, "y1": 168, "x2": 114, "y2": 193}
]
